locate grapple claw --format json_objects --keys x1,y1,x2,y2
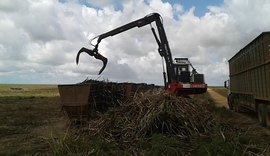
[{"x1": 76, "y1": 47, "x2": 108, "y2": 75}]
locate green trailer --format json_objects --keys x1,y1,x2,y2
[{"x1": 226, "y1": 32, "x2": 270, "y2": 127}]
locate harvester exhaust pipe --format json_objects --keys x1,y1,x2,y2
[{"x1": 76, "y1": 47, "x2": 108, "y2": 75}]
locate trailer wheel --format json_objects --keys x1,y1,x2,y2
[
  {"x1": 228, "y1": 96, "x2": 233, "y2": 110},
  {"x1": 234, "y1": 104, "x2": 239, "y2": 112},
  {"x1": 257, "y1": 104, "x2": 266, "y2": 126},
  {"x1": 232, "y1": 98, "x2": 239, "y2": 112},
  {"x1": 265, "y1": 105, "x2": 270, "y2": 128}
]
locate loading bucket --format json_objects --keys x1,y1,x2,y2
[{"x1": 58, "y1": 84, "x2": 91, "y2": 121}]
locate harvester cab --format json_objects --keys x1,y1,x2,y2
[
  {"x1": 76, "y1": 13, "x2": 207, "y2": 95},
  {"x1": 174, "y1": 58, "x2": 190, "y2": 83},
  {"x1": 170, "y1": 58, "x2": 206, "y2": 95},
  {"x1": 173, "y1": 58, "x2": 205, "y2": 84}
]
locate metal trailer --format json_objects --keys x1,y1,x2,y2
[
  {"x1": 226, "y1": 32, "x2": 270, "y2": 127},
  {"x1": 58, "y1": 82, "x2": 163, "y2": 123}
]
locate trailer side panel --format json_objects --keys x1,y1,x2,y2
[{"x1": 229, "y1": 32, "x2": 270, "y2": 112}]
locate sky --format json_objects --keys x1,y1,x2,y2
[{"x1": 0, "y1": 0, "x2": 270, "y2": 86}]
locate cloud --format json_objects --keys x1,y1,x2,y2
[
  {"x1": 0, "y1": 0, "x2": 29, "y2": 12},
  {"x1": 1, "y1": 0, "x2": 270, "y2": 86}
]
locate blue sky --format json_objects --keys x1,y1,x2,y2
[
  {"x1": 164, "y1": 0, "x2": 224, "y2": 16},
  {"x1": 74, "y1": 0, "x2": 224, "y2": 17}
]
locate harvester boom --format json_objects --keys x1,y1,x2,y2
[{"x1": 76, "y1": 13, "x2": 176, "y2": 87}]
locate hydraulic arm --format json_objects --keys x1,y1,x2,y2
[
  {"x1": 76, "y1": 13, "x2": 176, "y2": 87},
  {"x1": 76, "y1": 13, "x2": 207, "y2": 94}
]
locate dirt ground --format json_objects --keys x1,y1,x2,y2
[
  {"x1": 207, "y1": 88, "x2": 229, "y2": 108},
  {"x1": 207, "y1": 88, "x2": 270, "y2": 136}
]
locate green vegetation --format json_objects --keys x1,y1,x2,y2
[
  {"x1": 0, "y1": 84, "x2": 59, "y2": 97},
  {"x1": 0, "y1": 84, "x2": 63, "y2": 155},
  {"x1": 209, "y1": 86, "x2": 228, "y2": 97}
]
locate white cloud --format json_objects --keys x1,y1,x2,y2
[
  {"x1": 0, "y1": 0, "x2": 270, "y2": 85},
  {"x1": 173, "y1": 4, "x2": 184, "y2": 14},
  {"x1": 86, "y1": 0, "x2": 129, "y2": 8},
  {"x1": 0, "y1": 0, "x2": 29, "y2": 12}
]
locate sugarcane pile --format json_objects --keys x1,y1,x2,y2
[
  {"x1": 86, "y1": 90, "x2": 216, "y2": 142},
  {"x1": 79, "y1": 79, "x2": 160, "y2": 114},
  {"x1": 82, "y1": 80, "x2": 125, "y2": 113}
]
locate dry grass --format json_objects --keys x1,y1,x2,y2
[
  {"x1": 1, "y1": 84, "x2": 270, "y2": 155},
  {"x1": 0, "y1": 85, "x2": 65, "y2": 155},
  {"x1": 86, "y1": 90, "x2": 216, "y2": 141}
]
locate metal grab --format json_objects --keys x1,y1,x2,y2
[{"x1": 76, "y1": 47, "x2": 108, "y2": 75}]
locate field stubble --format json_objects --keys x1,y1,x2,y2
[
  {"x1": 0, "y1": 85, "x2": 270, "y2": 155},
  {"x1": 0, "y1": 85, "x2": 67, "y2": 155}
]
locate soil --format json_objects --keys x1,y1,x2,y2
[
  {"x1": 207, "y1": 88, "x2": 229, "y2": 108},
  {"x1": 207, "y1": 88, "x2": 270, "y2": 136}
]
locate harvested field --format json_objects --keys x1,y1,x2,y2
[
  {"x1": 207, "y1": 88, "x2": 228, "y2": 108},
  {"x1": 1, "y1": 84, "x2": 270, "y2": 155}
]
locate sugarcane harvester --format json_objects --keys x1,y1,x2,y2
[{"x1": 76, "y1": 13, "x2": 207, "y2": 95}]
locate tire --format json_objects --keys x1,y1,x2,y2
[
  {"x1": 265, "y1": 105, "x2": 270, "y2": 128},
  {"x1": 228, "y1": 96, "x2": 233, "y2": 110},
  {"x1": 234, "y1": 103, "x2": 239, "y2": 112},
  {"x1": 257, "y1": 104, "x2": 266, "y2": 126},
  {"x1": 233, "y1": 98, "x2": 239, "y2": 113}
]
